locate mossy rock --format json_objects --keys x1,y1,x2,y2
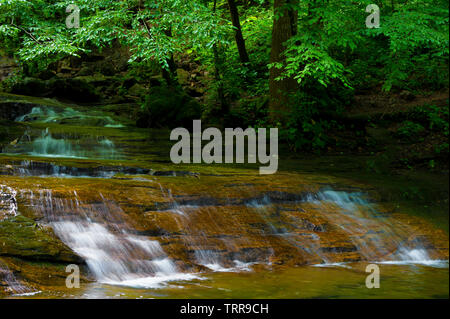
[
  {"x1": 10, "y1": 77, "x2": 100, "y2": 102},
  {"x1": 10, "y1": 77, "x2": 49, "y2": 97},
  {"x1": 128, "y1": 83, "x2": 149, "y2": 98},
  {"x1": 48, "y1": 78, "x2": 100, "y2": 102},
  {"x1": 137, "y1": 86, "x2": 202, "y2": 128},
  {"x1": 0, "y1": 215, "x2": 83, "y2": 264}
]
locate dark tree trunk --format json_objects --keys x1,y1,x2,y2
[
  {"x1": 268, "y1": 0, "x2": 298, "y2": 124},
  {"x1": 227, "y1": 0, "x2": 250, "y2": 63}
]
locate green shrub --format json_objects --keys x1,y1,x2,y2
[{"x1": 396, "y1": 121, "x2": 426, "y2": 140}]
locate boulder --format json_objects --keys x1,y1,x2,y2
[
  {"x1": 128, "y1": 83, "x2": 148, "y2": 98},
  {"x1": 10, "y1": 77, "x2": 49, "y2": 97},
  {"x1": 9, "y1": 77, "x2": 100, "y2": 102},
  {"x1": 0, "y1": 215, "x2": 83, "y2": 264},
  {"x1": 48, "y1": 78, "x2": 100, "y2": 102}
]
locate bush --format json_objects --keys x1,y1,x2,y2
[
  {"x1": 410, "y1": 104, "x2": 449, "y2": 135},
  {"x1": 396, "y1": 121, "x2": 426, "y2": 140}
]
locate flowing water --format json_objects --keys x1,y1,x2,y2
[{"x1": 0, "y1": 98, "x2": 448, "y2": 298}]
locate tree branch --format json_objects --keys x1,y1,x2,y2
[{"x1": 8, "y1": 23, "x2": 43, "y2": 45}]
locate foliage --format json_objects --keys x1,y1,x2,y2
[
  {"x1": 396, "y1": 120, "x2": 425, "y2": 140},
  {"x1": 411, "y1": 104, "x2": 449, "y2": 135},
  {"x1": 0, "y1": 0, "x2": 230, "y2": 73},
  {"x1": 368, "y1": 0, "x2": 449, "y2": 91},
  {"x1": 0, "y1": 0, "x2": 448, "y2": 155}
]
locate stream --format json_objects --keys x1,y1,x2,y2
[{"x1": 0, "y1": 97, "x2": 448, "y2": 298}]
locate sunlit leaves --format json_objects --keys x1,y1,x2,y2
[{"x1": 0, "y1": 0, "x2": 230, "y2": 71}]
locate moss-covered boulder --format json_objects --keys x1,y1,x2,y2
[
  {"x1": 48, "y1": 78, "x2": 100, "y2": 102},
  {"x1": 0, "y1": 215, "x2": 83, "y2": 264},
  {"x1": 137, "y1": 86, "x2": 202, "y2": 128},
  {"x1": 9, "y1": 77, "x2": 100, "y2": 103},
  {"x1": 10, "y1": 77, "x2": 49, "y2": 97}
]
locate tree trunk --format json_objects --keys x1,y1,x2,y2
[
  {"x1": 227, "y1": 0, "x2": 250, "y2": 63},
  {"x1": 268, "y1": 0, "x2": 298, "y2": 124}
]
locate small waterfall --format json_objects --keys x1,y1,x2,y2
[
  {"x1": 156, "y1": 186, "x2": 446, "y2": 270},
  {"x1": 12, "y1": 183, "x2": 446, "y2": 293},
  {"x1": 246, "y1": 195, "x2": 327, "y2": 264},
  {"x1": 24, "y1": 189, "x2": 195, "y2": 288},
  {"x1": 0, "y1": 185, "x2": 18, "y2": 220},
  {"x1": 15, "y1": 106, "x2": 58, "y2": 123},
  {"x1": 310, "y1": 190, "x2": 446, "y2": 266},
  {"x1": 0, "y1": 262, "x2": 32, "y2": 295},
  {"x1": 158, "y1": 184, "x2": 271, "y2": 272},
  {"x1": 3, "y1": 128, "x2": 119, "y2": 160},
  {"x1": 30, "y1": 128, "x2": 79, "y2": 158}
]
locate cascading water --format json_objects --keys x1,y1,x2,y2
[
  {"x1": 0, "y1": 261, "x2": 32, "y2": 295},
  {"x1": 23, "y1": 189, "x2": 196, "y2": 288},
  {"x1": 246, "y1": 194, "x2": 328, "y2": 264},
  {"x1": 2, "y1": 105, "x2": 123, "y2": 159},
  {"x1": 308, "y1": 190, "x2": 447, "y2": 266},
  {"x1": 0, "y1": 184, "x2": 18, "y2": 220},
  {"x1": 156, "y1": 185, "x2": 447, "y2": 271},
  {"x1": 1, "y1": 96, "x2": 447, "y2": 298},
  {"x1": 157, "y1": 184, "x2": 262, "y2": 272},
  {"x1": 3, "y1": 127, "x2": 119, "y2": 159},
  {"x1": 31, "y1": 128, "x2": 78, "y2": 158}
]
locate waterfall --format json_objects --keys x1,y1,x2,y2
[
  {"x1": 24, "y1": 189, "x2": 196, "y2": 288},
  {"x1": 30, "y1": 128, "x2": 79, "y2": 158},
  {"x1": 310, "y1": 190, "x2": 447, "y2": 266},
  {"x1": 156, "y1": 186, "x2": 447, "y2": 270},
  {"x1": 3, "y1": 128, "x2": 119, "y2": 160},
  {"x1": 12, "y1": 184, "x2": 447, "y2": 293},
  {"x1": 158, "y1": 184, "x2": 260, "y2": 272},
  {"x1": 0, "y1": 261, "x2": 33, "y2": 295},
  {"x1": 0, "y1": 185, "x2": 18, "y2": 220}
]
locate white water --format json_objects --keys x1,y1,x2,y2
[
  {"x1": 378, "y1": 248, "x2": 449, "y2": 268},
  {"x1": 4, "y1": 127, "x2": 119, "y2": 159},
  {"x1": 14, "y1": 186, "x2": 446, "y2": 294},
  {"x1": 29, "y1": 128, "x2": 117, "y2": 159},
  {"x1": 311, "y1": 190, "x2": 448, "y2": 268},
  {"x1": 0, "y1": 184, "x2": 18, "y2": 220},
  {"x1": 158, "y1": 184, "x2": 257, "y2": 272},
  {"x1": 0, "y1": 262, "x2": 32, "y2": 295},
  {"x1": 52, "y1": 221, "x2": 196, "y2": 288},
  {"x1": 26, "y1": 190, "x2": 197, "y2": 288},
  {"x1": 30, "y1": 129, "x2": 81, "y2": 158}
]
